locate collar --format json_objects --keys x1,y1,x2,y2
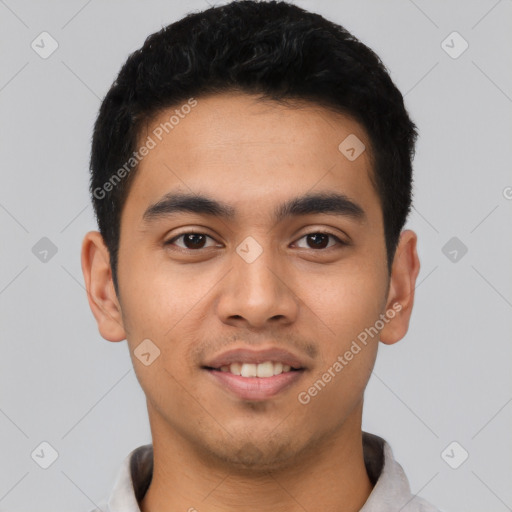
[{"x1": 94, "y1": 432, "x2": 439, "y2": 512}]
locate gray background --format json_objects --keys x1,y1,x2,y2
[{"x1": 1, "y1": 0, "x2": 511, "y2": 511}]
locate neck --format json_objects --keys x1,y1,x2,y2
[{"x1": 140, "y1": 403, "x2": 373, "y2": 512}]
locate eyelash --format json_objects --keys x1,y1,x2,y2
[{"x1": 164, "y1": 230, "x2": 348, "y2": 252}]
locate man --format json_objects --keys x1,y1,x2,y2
[{"x1": 81, "y1": 1, "x2": 440, "y2": 510}]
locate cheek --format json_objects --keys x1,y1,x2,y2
[
  {"x1": 297, "y1": 347, "x2": 377, "y2": 430},
  {"x1": 119, "y1": 252, "x2": 205, "y2": 336},
  {"x1": 295, "y1": 273, "x2": 382, "y2": 419},
  {"x1": 300, "y1": 261, "x2": 386, "y2": 404},
  {"x1": 118, "y1": 262, "x2": 197, "y2": 394},
  {"x1": 295, "y1": 264, "x2": 387, "y2": 350}
]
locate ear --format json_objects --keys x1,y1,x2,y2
[
  {"x1": 379, "y1": 229, "x2": 420, "y2": 345},
  {"x1": 81, "y1": 231, "x2": 126, "y2": 342}
]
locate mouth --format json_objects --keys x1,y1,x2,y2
[
  {"x1": 201, "y1": 347, "x2": 309, "y2": 401},
  {"x1": 203, "y1": 361, "x2": 303, "y2": 377}
]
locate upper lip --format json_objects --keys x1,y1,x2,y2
[{"x1": 203, "y1": 347, "x2": 308, "y2": 370}]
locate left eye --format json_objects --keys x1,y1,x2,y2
[{"x1": 293, "y1": 232, "x2": 344, "y2": 250}]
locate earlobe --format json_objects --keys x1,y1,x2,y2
[
  {"x1": 81, "y1": 231, "x2": 127, "y2": 342},
  {"x1": 379, "y1": 229, "x2": 420, "y2": 346}
]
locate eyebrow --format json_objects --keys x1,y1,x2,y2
[{"x1": 142, "y1": 191, "x2": 366, "y2": 224}]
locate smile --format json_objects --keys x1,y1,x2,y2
[
  {"x1": 208, "y1": 361, "x2": 301, "y2": 377},
  {"x1": 204, "y1": 364, "x2": 305, "y2": 401}
]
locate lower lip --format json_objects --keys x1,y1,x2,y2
[{"x1": 205, "y1": 369, "x2": 305, "y2": 401}]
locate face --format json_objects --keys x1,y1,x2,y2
[{"x1": 82, "y1": 92, "x2": 419, "y2": 472}]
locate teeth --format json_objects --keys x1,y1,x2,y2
[
  {"x1": 257, "y1": 361, "x2": 274, "y2": 378},
  {"x1": 241, "y1": 363, "x2": 257, "y2": 377},
  {"x1": 230, "y1": 362, "x2": 242, "y2": 375},
  {"x1": 273, "y1": 362, "x2": 283, "y2": 375},
  {"x1": 217, "y1": 361, "x2": 297, "y2": 377}
]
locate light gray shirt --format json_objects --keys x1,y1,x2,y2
[{"x1": 89, "y1": 432, "x2": 441, "y2": 512}]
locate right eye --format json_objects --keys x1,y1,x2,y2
[{"x1": 164, "y1": 232, "x2": 221, "y2": 251}]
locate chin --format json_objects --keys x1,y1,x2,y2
[{"x1": 204, "y1": 435, "x2": 302, "y2": 474}]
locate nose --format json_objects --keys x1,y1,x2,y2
[{"x1": 215, "y1": 243, "x2": 299, "y2": 329}]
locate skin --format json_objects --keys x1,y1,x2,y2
[{"x1": 81, "y1": 92, "x2": 420, "y2": 512}]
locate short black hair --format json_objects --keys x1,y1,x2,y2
[{"x1": 89, "y1": 0, "x2": 417, "y2": 294}]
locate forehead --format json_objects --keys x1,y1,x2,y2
[{"x1": 124, "y1": 92, "x2": 381, "y2": 227}]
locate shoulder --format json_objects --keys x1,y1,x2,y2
[{"x1": 362, "y1": 432, "x2": 443, "y2": 512}]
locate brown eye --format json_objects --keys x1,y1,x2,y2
[
  {"x1": 294, "y1": 232, "x2": 345, "y2": 250},
  {"x1": 165, "y1": 232, "x2": 218, "y2": 250}
]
